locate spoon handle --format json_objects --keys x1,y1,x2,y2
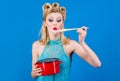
[{"x1": 57, "y1": 28, "x2": 79, "y2": 32}]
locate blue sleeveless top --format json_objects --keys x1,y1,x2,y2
[{"x1": 37, "y1": 38, "x2": 71, "y2": 81}]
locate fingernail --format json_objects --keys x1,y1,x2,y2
[{"x1": 82, "y1": 28, "x2": 85, "y2": 30}]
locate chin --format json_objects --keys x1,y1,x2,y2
[{"x1": 53, "y1": 32, "x2": 59, "y2": 35}]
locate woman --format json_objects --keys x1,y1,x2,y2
[{"x1": 31, "y1": 2, "x2": 101, "y2": 81}]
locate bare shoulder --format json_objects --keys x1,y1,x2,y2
[
  {"x1": 68, "y1": 40, "x2": 81, "y2": 51},
  {"x1": 32, "y1": 40, "x2": 44, "y2": 52},
  {"x1": 32, "y1": 41, "x2": 41, "y2": 48},
  {"x1": 63, "y1": 40, "x2": 78, "y2": 55},
  {"x1": 69, "y1": 40, "x2": 78, "y2": 46}
]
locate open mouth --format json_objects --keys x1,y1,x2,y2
[{"x1": 53, "y1": 27, "x2": 57, "y2": 31}]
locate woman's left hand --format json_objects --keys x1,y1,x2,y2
[{"x1": 77, "y1": 26, "x2": 88, "y2": 43}]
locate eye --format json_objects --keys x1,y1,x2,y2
[
  {"x1": 57, "y1": 18, "x2": 61, "y2": 22},
  {"x1": 48, "y1": 18, "x2": 53, "y2": 22}
]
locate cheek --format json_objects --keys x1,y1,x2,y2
[
  {"x1": 46, "y1": 21, "x2": 52, "y2": 27},
  {"x1": 59, "y1": 23, "x2": 63, "y2": 28}
]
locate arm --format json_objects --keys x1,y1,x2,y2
[
  {"x1": 74, "y1": 26, "x2": 101, "y2": 67},
  {"x1": 31, "y1": 41, "x2": 42, "y2": 78},
  {"x1": 80, "y1": 41, "x2": 101, "y2": 67}
]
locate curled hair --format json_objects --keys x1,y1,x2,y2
[
  {"x1": 39, "y1": 2, "x2": 69, "y2": 45},
  {"x1": 42, "y1": 3, "x2": 52, "y2": 13},
  {"x1": 42, "y1": 2, "x2": 66, "y2": 21}
]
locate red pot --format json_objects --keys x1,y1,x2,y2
[{"x1": 35, "y1": 58, "x2": 62, "y2": 76}]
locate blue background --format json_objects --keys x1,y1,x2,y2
[{"x1": 0, "y1": 0, "x2": 120, "y2": 81}]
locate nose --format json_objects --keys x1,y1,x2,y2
[{"x1": 53, "y1": 22, "x2": 57, "y2": 26}]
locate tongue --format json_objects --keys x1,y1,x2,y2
[{"x1": 53, "y1": 27, "x2": 57, "y2": 30}]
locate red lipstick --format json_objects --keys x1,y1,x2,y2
[{"x1": 53, "y1": 27, "x2": 57, "y2": 30}]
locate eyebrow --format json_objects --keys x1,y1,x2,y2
[
  {"x1": 57, "y1": 16, "x2": 62, "y2": 18},
  {"x1": 48, "y1": 16, "x2": 53, "y2": 18},
  {"x1": 48, "y1": 16, "x2": 62, "y2": 18}
]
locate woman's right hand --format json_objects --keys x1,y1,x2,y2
[{"x1": 32, "y1": 64, "x2": 42, "y2": 76}]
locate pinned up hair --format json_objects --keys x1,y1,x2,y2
[
  {"x1": 39, "y1": 2, "x2": 70, "y2": 45},
  {"x1": 42, "y1": 3, "x2": 66, "y2": 21}
]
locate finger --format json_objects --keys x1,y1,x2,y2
[
  {"x1": 35, "y1": 68, "x2": 42, "y2": 72},
  {"x1": 34, "y1": 68, "x2": 42, "y2": 72},
  {"x1": 81, "y1": 26, "x2": 88, "y2": 31},
  {"x1": 37, "y1": 68, "x2": 42, "y2": 70},
  {"x1": 33, "y1": 68, "x2": 37, "y2": 72},
  {"x1": 36, "y1": 68, "x2": 42, "y2": 72},
  {"x1": 33, "y1": 71, "x2": 42, "y2": 76},
  {"x1": 33, "y1": 66, "x2": 38, "y2": 69},
  {"x1": 34, "y1": 65, "x2": 42, "y2": 69},
  {"x1": 82, "y1": 28, "x2": 86, "y2": 31},
  {"x1": 79, "y1": 32, "x2": 87, "y2": 37},
  {"x1": 82, "y1": 27, "x2": 87, "y2": 31},
  {"x1": 76, "y1": 28, "x2": 81, "y2": 33},
  {"x1": 36, "y1": 69, "x2": 42, "y2": 73},
  {"x1": 36, "y1": 73, "x2": 42, "y2": 76},
  {"x1": 34, "y1": 64, "x2": 38, "y2": 68},
  {"x1": 77, "y1": 28, "x2": 83, "y2": 33},
  {"x1": 32, "y1": 70, "x2": 37, "y2": 75}
]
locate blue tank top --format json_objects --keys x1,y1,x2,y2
[{"x1": 37, "y1": 38, "x2": 71, "y2": 81}]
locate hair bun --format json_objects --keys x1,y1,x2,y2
[
  {"x1": 42, "y1": 3, "x2": 52, "y2": 12},
  {"x1": 60, "y1": 7, "x2": 66, "y2": 14},
  {"x1": 60, "y1": 7, "x2": 66, "y2": 20},
  {"x1": 42, "y1": 2, "x2": 66, "y2": 21},
  {"x1": 52, "y1": 3, "x2": 59, "y2": 9}
]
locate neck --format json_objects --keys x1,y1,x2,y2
[{"x1": 49, "y1": 33, "x2": 61, "y2": 40}]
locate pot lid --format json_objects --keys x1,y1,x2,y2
[{"x1": 37, "y1": 58, "x2": 59, "y2": 63}]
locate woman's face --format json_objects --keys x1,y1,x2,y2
[{"x1": 44, "y1": 13, "x2": 63, "y2": 35}]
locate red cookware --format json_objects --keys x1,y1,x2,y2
[{"x1": 35, "y1": 58, "x2": 62, "y2": 76}]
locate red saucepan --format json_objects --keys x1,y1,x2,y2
[{"x1": 35, "y1": 58, "x2": 62, "y2": 76}]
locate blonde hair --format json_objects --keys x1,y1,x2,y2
[{"x1": 39, "y1": 2, "x2": 70, "y2": 45}]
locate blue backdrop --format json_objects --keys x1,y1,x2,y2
[{"x1": 0, "y1": 0, "x2": 120, "y2": 81}]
